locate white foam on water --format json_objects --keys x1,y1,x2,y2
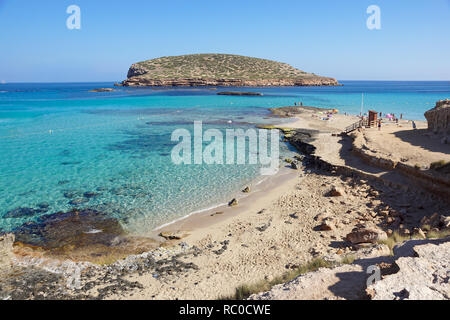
[{"x1": 83, "y1": 229, "x2": 103, "y2": 234}]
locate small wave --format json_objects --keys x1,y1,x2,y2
[
  {"x1": 152, "y1": 200, "x2": 229, "y2": 231},
  {"x1": 83, "y1": 229, "x2": 103, "y2": 234}
]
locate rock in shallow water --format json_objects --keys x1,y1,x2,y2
[
  {"x1": 37, "y1": 203, "x2": 49, "y2": 209},
  {"x1": 12, "y1": 208, "x2": 125, "y2": 250},
  {"x1": 3, "y1": 207, "x2": 47, "y2": 219},
  {"x1": 69, "y1": 198, "x2": 89, "y2": 206},
  {"x1": 83, "y1": 191, "x2": 99, "y2": 199}
]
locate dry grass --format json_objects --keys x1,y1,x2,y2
[
  {"x1": 426, "y1": 229, "x2": 450, "y2": 239},
  {"x1": 219, "y1": 256, "x2": 355, "y2": 300},
  {"x1": 379, "y1": 230, "x2": 450, "y2": 255}
]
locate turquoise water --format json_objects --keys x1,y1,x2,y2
[{"x1": 0, "y1": 81, "x2": 449, "y2": 234}]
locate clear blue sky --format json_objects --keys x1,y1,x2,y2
[{"x1": 0, "y1": 0, "x2": 449, "y2": 82}]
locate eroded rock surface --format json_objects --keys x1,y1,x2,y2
[
  {"x1": 249, "y1": 264, "x2": 367, "y2": 300},
  {"x1": 250, "y1": 239, "x2": 449, "y2": 300},
  {"x1": 425, "y1": 99, "x2": 450, "y2": 135},
  {"x1": 367, "y1": 240, "x2": 450, "y2": 300}
]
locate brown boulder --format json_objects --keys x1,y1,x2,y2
[
  {"x1": 158, "y1": 231, "x2": 186, "y2": 240},
  {"x1": 328, "y1": 186, "x2": 345, "y2": 197},
  {"x1": 319, "y1": 221, "x2": 335, "y2": 231},
  {"x1": 228, "y1": 198, "x2": 238, "y2": 207},
  {"x1": 346, "y1": 228, "x2": 387, "y2": 244}
]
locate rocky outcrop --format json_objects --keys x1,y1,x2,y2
[
  {"x1": 119, "y1": 54, "x2": 340, "y2": 87},
  {"x1": 367, "y1": 240, "x2": 450, "y2": 300},
  {"x1": 127, "y1": 63, "x2": 148, "y2": 78},
  {"x1": 120, "y1": 77, "x2": 339, "y2": 87},
  {"x1": 12, "y1": 208, "x2": 125, "y2": 250},
  {"x1": 250, "y1": 239, "x2": 449, "y2": 300},
  {"x1": 249, "y1": 244, "x2": 392, "y2": 300},
  {"x1": 425, "y1": 99, "x2": 450, "y2": 135},
  {"x1": 249, "y1": 263, "x2": 367, "y2": 300},
  {"x1": 89, "y1": 88, "x2": 117, "y2": 92},
  {"x1": 345, "y1": 228, "x2": 387, "y2": 244}
]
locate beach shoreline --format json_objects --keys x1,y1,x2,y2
[
  {"x1": 2, "y1": 102, "x2": 449, "y2": 300},
  {"x1": 143, "y1": 105, "x2": 359, "y2": 239},
  {"x1": 152, "y1": 165, "x2": 299, "y2": 242}
]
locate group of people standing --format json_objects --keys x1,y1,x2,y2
[{"x1": 376, "y1": 111, "x2": 405, "y2": 130}]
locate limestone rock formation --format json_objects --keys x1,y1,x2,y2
[
  {"x1": 249, "y1": 263, "x2": 367, "y2": 300},
  {"x1": 345, "y1": 228, "x2": 388, "y2": 244},
  {"x1": 367, "y1": 240, "x2": 450, "y2": 300},
  {"x1": 424, "y1": 99, "x2": 450, "y2": 135},
  {"x1": 119, "y1": 54, "x2": 340, "y2": 87},
  {"x1": 249, "y1": 239, "x2": 449, "y2": 300}
]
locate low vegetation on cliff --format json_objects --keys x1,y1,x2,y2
[{"x1": 120, "y1": 54, "x2": 339, "y2": 87}]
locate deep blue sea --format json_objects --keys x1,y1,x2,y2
[{"x1": 0, "y1": 81, "x2": 449, "y2": 234}]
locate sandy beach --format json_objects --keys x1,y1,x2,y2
[
  {"x1": 2, "y1": 105, "x2": 449, "y2": 300},
  {"x1": 101, "y1": 107, "x2": 447, "y2": 299},
  {"x1": 1, "y1": 0, "x2": 449, "y2": 305},
  {"x1": 106, "y1": 107, "x2": 447, "y2": 300}
]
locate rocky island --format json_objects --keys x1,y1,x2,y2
[{"x1": 118, "y1": 54, "x2": 339, "y2": 87}]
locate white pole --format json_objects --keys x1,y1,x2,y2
[{"x1": 360, "y1": 93, "x2": 364, "y2": 116}]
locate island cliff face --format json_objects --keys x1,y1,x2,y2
[{"x1": 119, "y1": 54, "x2": 339, "y2": 87}]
